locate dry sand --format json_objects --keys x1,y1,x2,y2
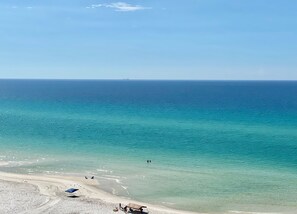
[{"x1": 0, "y1": 171, "x2": 200, "y2": 214}]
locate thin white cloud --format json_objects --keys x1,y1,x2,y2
[
  {"x1": 9, "y1": 6, "x2": 34, "y2": 10},
  {"x1": 87, "y1": 2, "x2": 151, "y2": 12}
]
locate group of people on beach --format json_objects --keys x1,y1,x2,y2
[
  {"x1": 113, "y1": 203, "x2": 129, "y2": 213},
  {"x1": 114, "y1": 203, "x2": 146, "y2": 213}
]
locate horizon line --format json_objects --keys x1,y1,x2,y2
[{"x1": 0, "y1": 78, "x2": 296, "y2": 82}]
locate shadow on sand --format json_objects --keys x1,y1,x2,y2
[
  {"x1": 122, "y1": 210, "x2": 149, "y2": 214},
  {"x1": 131, "y1": 212, "x2": 148, "y2": 214},
  {"x1": 67, "y1": 195, "x2": 80, "y2": 198}
]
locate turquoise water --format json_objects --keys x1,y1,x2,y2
[{"x1": 0, "y1": 80, "x2": 297, "y2": 213}]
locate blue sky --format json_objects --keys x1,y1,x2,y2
[{"x1": 0, "y1": 0, "x2": 296, "y2": 80}]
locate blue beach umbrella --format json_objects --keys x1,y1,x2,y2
[{"x1": 65, "y1": 188, "x2": 79, "y2": 193}]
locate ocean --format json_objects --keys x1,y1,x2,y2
[{"x1": 0, "y1": 80, "x2": 296, "y2": 213}]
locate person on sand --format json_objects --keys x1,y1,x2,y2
[
  {"x1": 119, "y1": 203, "x2": 128, "y2": 213},
  {"x1": 113, "y1": 207, "x2": 118, "y2": 212}
]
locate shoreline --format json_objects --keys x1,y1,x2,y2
[
  {"x1": 0, "y1": 171, "x2": 200, "y2": 214},
  {"x1": 1, "y1": 171, "x2": 296, "y2": 214}
]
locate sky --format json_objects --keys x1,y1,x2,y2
[{"x1": 0, "y1": 0, "x2": 296, "y2": 80}]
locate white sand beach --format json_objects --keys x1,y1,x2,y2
[{"x1": 0, "y1": 171, "x2": 200, "y2": 214}]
